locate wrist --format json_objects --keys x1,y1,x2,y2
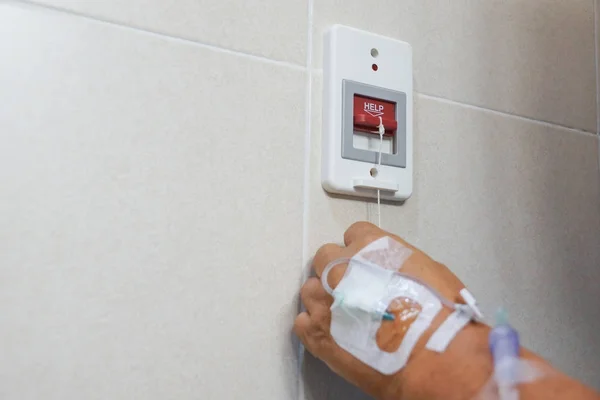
[{"x1": 384, "y1": 319, "x2": 493, "y2": 400}]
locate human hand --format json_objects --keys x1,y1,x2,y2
[{"x1": 294, "y1": 221, "x2": 469, "y2": 399}]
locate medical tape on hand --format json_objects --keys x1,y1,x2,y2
[
  {"x1": 425, "y1": 288, "x2": 483, "y2": 352},
  {"x1": 352, "y1": 236, "x2": 414, "y2": 271},
  {"x1": 322, "y1": 237, "x2": 442, "y2": 375},
  {"x1": 425, "y1": 309, "x2": 471, "y2": 352},
  {"x1": 324, "y1": 236, "x2": 483, "y2": 370}
]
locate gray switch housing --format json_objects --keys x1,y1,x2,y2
[{"x1": 341, "y1": 80, "x2": 407, "y2": 168}]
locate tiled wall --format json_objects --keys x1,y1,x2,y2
[{"x1": 0, "y1": 1, "x2": 599, "y2": 400}]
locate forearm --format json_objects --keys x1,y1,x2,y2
[
  {"x1": 390, "y1": 320, "x2": 599, "y2": 400},
  {"x1": 297, "y1": 224, "x2": 600, "y2": 400}
]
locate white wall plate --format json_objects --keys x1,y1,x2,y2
[{"x1": 322, "y1": 25, "x2": 413, "y2": 202}]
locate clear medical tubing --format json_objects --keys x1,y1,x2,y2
[{"x1": 321, "y1": 257, "x2": 463, "y2": 312}]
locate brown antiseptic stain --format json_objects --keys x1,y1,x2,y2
[{"x1": 376, "y1": 297, "x2": 422, "y2": 352}]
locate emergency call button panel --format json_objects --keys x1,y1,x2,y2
[{"x1": 321, "y1": 25, "x2": 413, "y2": 201}]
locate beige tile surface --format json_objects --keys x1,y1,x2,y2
[
  {"x1": 410, "y1": 95, "x2": 600, "y2": 388},
  {"x1": 313, "y1": 0, "x2": 597, "y2": 132},
  {"x1": 303, "y1": 76, "x2": 600, "y2": 397},
  {"x1": 28, "y1": 0, "x2": 307, "y2": 65},
  {"x1": 0, "y1": 3, "x2": 305, "y2": 399}
]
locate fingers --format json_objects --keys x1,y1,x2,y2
[
  {"x1": 313, "y1": 243, "x2": 352, "y2": 291},
  {"x1": 313, "y1": 243, "x2": 345, "y2": 277},
  {"x1": 294, "y1": 310, "x2": 331, "y2": 359},
  {"x1": 300, "y1": 277, "x2": 331, "y2": 314},
  {"x1": 293, "y1": 312, "x2": 312, "y2": 344}
]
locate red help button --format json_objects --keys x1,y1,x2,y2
[{"x1": 353, "y1": 95, "x2": 397, "y2": 136}]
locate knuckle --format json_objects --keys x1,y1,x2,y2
[
  {"x1": 315, "y1": 243, "x2": 338, "y2": 258},
  {"x1": 348, "y1": 221, "x2": 376, "y2": 233},
  {"x1": 313, "y1": 243, "x2": 340, "y2": 267},
  {"x1": 293, "y1": 314, "x2": 310, "y2": 336},
  {"x1": 300, "y1": 278, "x2": 320, "y2": 301},
  {"x1": 345, "y1": 221, "x2": 374, "y2": 237},
  {"x1": 294, "y1": 317, "x2": 320, "y2": 354},
  {"x1": 344, "y1": 221, "x2": 382, "y2": 246},
  {"x1": 312, "y1": 309, "x2": 332, "y2": 328},
  {"x1": 363, "y1": 232, "x2": 381, "y2": 244}
]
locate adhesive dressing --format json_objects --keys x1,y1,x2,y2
[
  {"x1": 322, "y1": 237, "x2": 482, "y2": 374},
  {"x1": 352, "y1": 235, "x2": 413, "y2": 271},
  {"x1": 323, "y1": 258, "x2": 441, "y2": 374},
  {"x1": 322, "y1": 237, "x2": 441, "y2": 374}
]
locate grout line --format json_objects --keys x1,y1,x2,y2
[
  {"x1": 312, "y1": 66, "x2": 597, "y2": 136},
  {"x1": 12, "y1": 1, "x2": 596, "y2": 138},
  {"x1": 417, "y1": 93, "x2": 598, "y2": 137},
  {"x1": 301, "y1": 1, "x2": 315, "y2": 271},
  {"x1": 595, "y1": 0, "x2": 600, "y2": 135},
  {"x1": 299, "y1": 4, "x2": 314, "y2": 295},
  {"x1": 11, "y1": 0, "x2": 305, "y2": 72},
  {"x1": 595, "y1": 0, "x2": 600, "y2": 216},
  {"x1": 298, "y1": 0, "x2": 314, "y2": 399}
]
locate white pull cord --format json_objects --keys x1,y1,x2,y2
[{"x1": 376, "y1": 117, "x2": 384, "y2": 228}]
